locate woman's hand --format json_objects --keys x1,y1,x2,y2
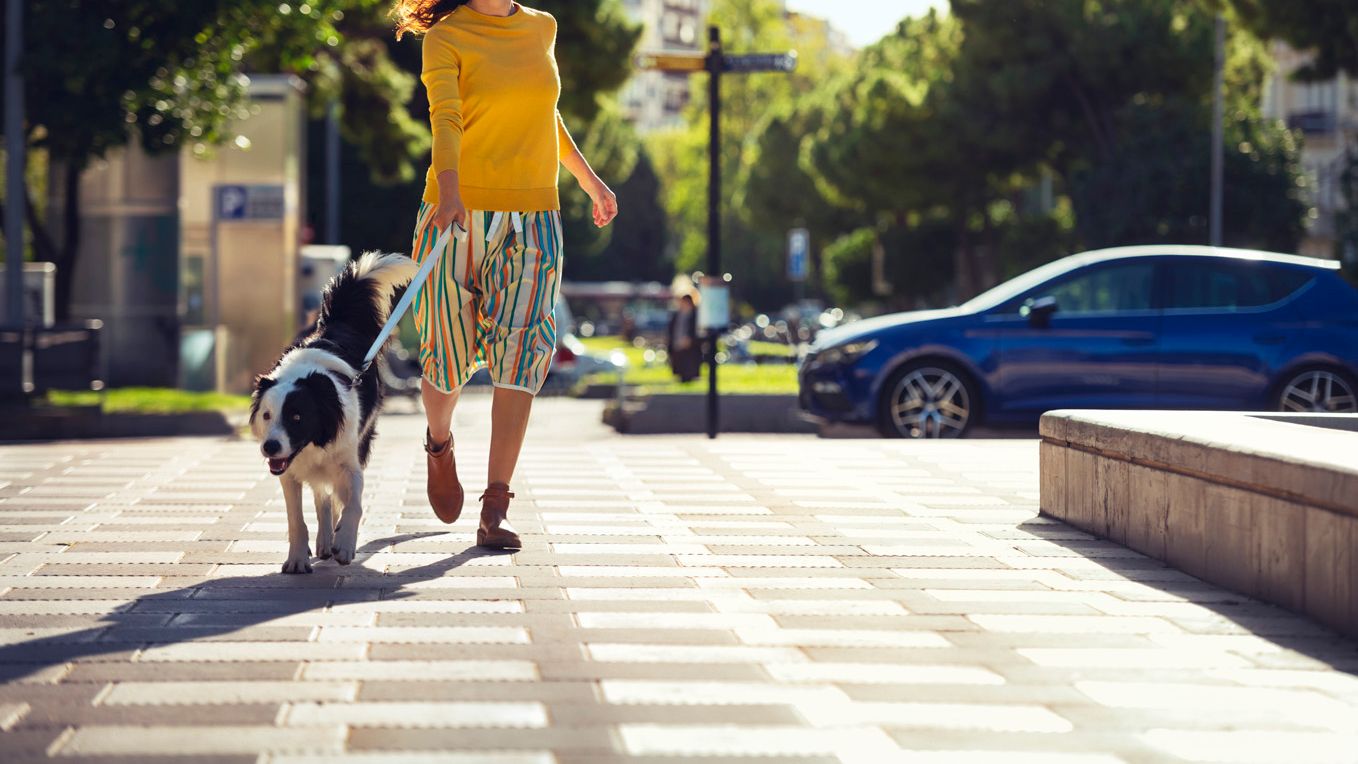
[
  {"x1": 432, "y1": 195, "x2": 467, "y2": 235},
  {"x1": 583, "y1": 176, "x2": 618, "y2": 228},
  {"x1": 432, "y1": 170, "x2": 467, "y2": 234}
]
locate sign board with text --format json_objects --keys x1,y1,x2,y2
[
  {"x1": 698, "y1": 280, "x2": 730, "y2": 331},
  {"x1": 214, "y1": 184, "x2": 286, "y2": 221},
  {"x1": 787, "y1": 228, "x2": 809, "y2": 282}
]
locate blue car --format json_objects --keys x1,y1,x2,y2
[{"x1": 800, "y1": 246, "x2": 1358, "y2": 438}]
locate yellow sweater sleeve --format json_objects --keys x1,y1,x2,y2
[
  {"x1": 556, "y1": 110, "x2": 578, "y2": 161},
  {"x1": 422, "y1": 27, "x2": 462, "y2": 175}
]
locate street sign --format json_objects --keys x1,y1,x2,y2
[
  {"x1": 698, "y1": 278, "x2": 730, "y2": 331},
  {"x1": 721, "y1": 52, "x2": 798, "y2": 73},
  {"x1": 638, "y1": 27, "x2": 798, "y2": 439},
  {"x1": 214, "y1": 184, "x2": 285, "y2": 221},
  {"x1": 635, "y1": 51, "x2": 707, "y2": 72},
  {"x1": 787, "y1": 228, "x2": 809, "y2": 282}
]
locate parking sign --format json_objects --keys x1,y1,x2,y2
[
  {"x1": 787, "y1": 228, "x2": 809, "y2": 282},
  {"x1": 214, "y1": 184, "x2": 285, "y2": 221}
]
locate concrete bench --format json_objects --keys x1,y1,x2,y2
[{"x1": 1040, "y1": 409, "x2": 1358, "y2": 638}]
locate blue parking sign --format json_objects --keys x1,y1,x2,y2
[
  {"x1": 214, "y1": 184, "x2": 285, "y2": 221},
  {"x1": 216, "y1": 186, "x2": 248, "y2": 220},
  {"x1": 788, "y1": 228, "x2": 809, "y2": 282}
]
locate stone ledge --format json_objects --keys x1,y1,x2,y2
[
  {"x1": 1040, "y1": 410, "x2": 1357, "y2": 638},
  {"x1": 603, "y1": 394, "x2": 816, "y2": 435}
]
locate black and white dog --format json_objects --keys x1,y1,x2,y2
[{"x1": 249, "y1": 252, "x2": 418, "y2": 573}]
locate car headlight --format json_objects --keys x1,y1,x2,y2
[{"x1": 816, "y1": 339, "x2": 878, "y2": 366}]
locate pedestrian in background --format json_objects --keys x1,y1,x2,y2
[
  {"x1": 667, "y1": 292, "x2": 701, "y2": 383},
  {"x1": 393, "y1": 0, "x2": 618, "y2": 549}
]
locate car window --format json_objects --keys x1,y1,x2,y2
[
  {"x1": 1003, "y1": 263, "x2": 1155, "y2": 316},
  {"x1": 1163, "y1": 261, "x2": 1313, "y2": 311}
]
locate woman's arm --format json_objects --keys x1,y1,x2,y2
[
  {"x1": 557, "y1": 111, "x2": 617, "y2": 228},
  {"x1": 423, "y1": 28, "x2": 467, "y2": 232}
]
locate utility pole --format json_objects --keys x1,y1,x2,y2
[
  {"x1": 5, "y1": 0, "x2": 24, "y2": 324},
  {"x1": 1210, "y1": 13, "x2": 1225, "y2": 247},
  {"x1": 705, "y1": 26, "x2": 722, "y2": 439},
  {"x1": 638, "y1": 28, "x2": 796, "y2": 439}
]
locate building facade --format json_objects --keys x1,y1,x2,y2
[
  {"x1": 1262, "y1": 42, "x2": 1358, "y2": 260},
  {"x1": 619, "y1": 0, "x2": 709, "y2": 133}
]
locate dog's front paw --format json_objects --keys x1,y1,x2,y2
[
  {"x1": 316, "y1": 530, "x2": 335, "y2": 560},
  {"x1": 282, "y1": 547, "x2": 313, "y2": 574},
  {"x1": 331, "y1": 532, "x2": 357, "y2": 566},
  {"x1": 330, "y1": 542, "x2": 355, "y2": 565}
]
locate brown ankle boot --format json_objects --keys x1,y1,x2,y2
[
  {"x1": 477, "y1": 482, "x2": 521, "y2": 550},
  {"x1": 424, "y1": 428, "x2": 463, "y2": 524}
]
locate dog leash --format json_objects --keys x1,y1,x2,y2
[{"x1": 354, "y1": 221, "x2": 466, "y2": 381}]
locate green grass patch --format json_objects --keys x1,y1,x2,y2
[
  {"x1": 44, "y1": 387, "x2": 251, "y2": 414},
  {"x1": 745, "y1": 340, "x2": 797, "y2": 358},
  {"x1": 582, "y1": 362, "x2": 798, "y2": 396},
  {"x1": 577, "y1": 335, "x2": 650, "y2": 368}
]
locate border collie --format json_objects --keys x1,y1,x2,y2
[{"x1": 249, "y1": 253, "x2": 418, "y2": 573}]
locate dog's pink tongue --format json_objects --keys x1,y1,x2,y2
[{"x1": 267, "y1": 457, "x2": 288, "y2": 473}]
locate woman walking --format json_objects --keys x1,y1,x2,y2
[{"x1": 394, "y1": 0, "x2": 617, "y2": 549}]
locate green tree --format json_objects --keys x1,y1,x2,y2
[
  {"x1": 2, "y1": 1, "x2": 360, "y2": 319},
  {"x1": 1335, "y1": 150, "x2": 1358, "y2": 272},
  {"x1": 949, "y1": 0, "x2": 1304, "y2": 254},
  {"x1": 653, "y1": 0, "x2": 854, "y2": 310},
  {"x1": 805, "y1": 11, "x2": 1030, "y2": 299},
  {"x1": 1070, "y1": 101, "x2": 1306, "y2": 250}
]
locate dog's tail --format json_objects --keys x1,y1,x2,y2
[
  {"x1": 318, "y1": 252, "x2": 419, "y2": 366},
  {"x1": 349, "y1": 252, "x2": 419, "y2": 324}
]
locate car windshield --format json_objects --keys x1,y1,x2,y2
[{"x1": 958, "y1": 255, "x2": 1087, "y2": 312}]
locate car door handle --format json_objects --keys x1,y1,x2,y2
[
  {"x1": 1254, "y1": 334, "x2": 1285, "y2": 345},
  {"x1": 1121, "y1": 336, "x2": 1154, "y2": 346}
]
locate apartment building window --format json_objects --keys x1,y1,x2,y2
[
  {"x1": 1300, "y1": 80, "x2": 1338, "y2": 113},
  {"x1": 1288, "y1": 80, "x2": 1339, "y2": 133}
]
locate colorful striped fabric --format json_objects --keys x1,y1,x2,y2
[{"x1": 409, "y1": 202, "x2": 563, "y2": 395}]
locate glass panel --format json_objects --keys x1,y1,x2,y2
[
  {"x1": 1039, "y1": 263, "x2": 1155, "y2": 315},
  {"x1": 1164, "y1": 262, "x2": 1312, "y2": 310}
]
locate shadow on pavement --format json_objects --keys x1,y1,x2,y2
[
  {"x1": 1015, "y1": 520, "x2": 1358, "y2": 671},
  {"x1": 0, "y1": 532, "x2": 509, "y2": 683}
]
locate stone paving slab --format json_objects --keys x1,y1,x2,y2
[{"x1": 0, "y1": 397, "x2": 1355, "y2": 762}]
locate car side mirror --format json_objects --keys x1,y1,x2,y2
[{"x1": 1020, "y1": 296, "x2": 1059, "y2": 328}]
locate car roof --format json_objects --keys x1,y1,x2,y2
[{"x1": 1066, "y1": 245, "x2": 1341, "y2": 271}]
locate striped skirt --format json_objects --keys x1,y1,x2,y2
[{"x1": 409, "y1": 202, "x2": 564, "y2": 395}]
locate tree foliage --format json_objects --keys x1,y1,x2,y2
[
  {"x1": 652, "y1": 0, "x2": 856, "y2": 310},
  {"x1": 3, "y1": 0, "x2": 381, "y2": 319},
  {"x1": 774, "y1": 0, "x2": 1309, "y2": 308}
]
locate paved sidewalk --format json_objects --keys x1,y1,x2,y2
[{"x1": 1, "y1": 398, "x2": 1356, "y2": 762}]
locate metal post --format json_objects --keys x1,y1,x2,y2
[
  {"x1": 1210, "y1": 13, "x2": 1225, "y2": 247},
  {"x1": 5, "y1": 0, "x2": 25, "y2": 324},
  {"x1": 325, "y1": 99, "x2": 341, "y2": 244},
  {"x1": 706, "y1": 25, "x2": 721, "y2": 440}
]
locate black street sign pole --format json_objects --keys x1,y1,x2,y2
[
  {"x1": 706, "y1": 26, "x2": 722, "y2": 440},
  {"x1": 635, "y1": 34, "x2": 795, "y2": 441}
]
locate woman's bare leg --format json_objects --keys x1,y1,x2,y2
[
  {"x1": 488, "y1": 387, "x2": 533, "y2": 485},
  {"x1": 421, "y1": 377, "x2": 460, "y2": 442}
]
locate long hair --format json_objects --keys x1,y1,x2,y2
[{"x1": 391, "y1": 0, "x2": 470, "y2": 39}]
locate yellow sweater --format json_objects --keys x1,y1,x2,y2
[{"x1": 420, "y1": 3, "x2": 577, "y2": 211}]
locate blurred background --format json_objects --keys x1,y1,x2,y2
[{"x1": 0, "y1": 0, "x2": 1355, "y2": 434}]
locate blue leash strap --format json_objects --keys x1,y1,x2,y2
[{"x1": 356, "y1": 221, "x2": 464, "y2": 378}]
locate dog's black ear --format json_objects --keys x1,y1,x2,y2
[
  {"x1": 296, "y1": 372, "x2": 344, "y2": 447},
  {"x1": 249, "y1": 375, "x2": 277, "y2": 423}
]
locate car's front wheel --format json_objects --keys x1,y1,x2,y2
[
  {"x1": 877, "y1": 361, "x2": 978, "y2": 438},
  {"x1": 1274, "y1": 367, "x2": 1358, "y2": 413}
]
